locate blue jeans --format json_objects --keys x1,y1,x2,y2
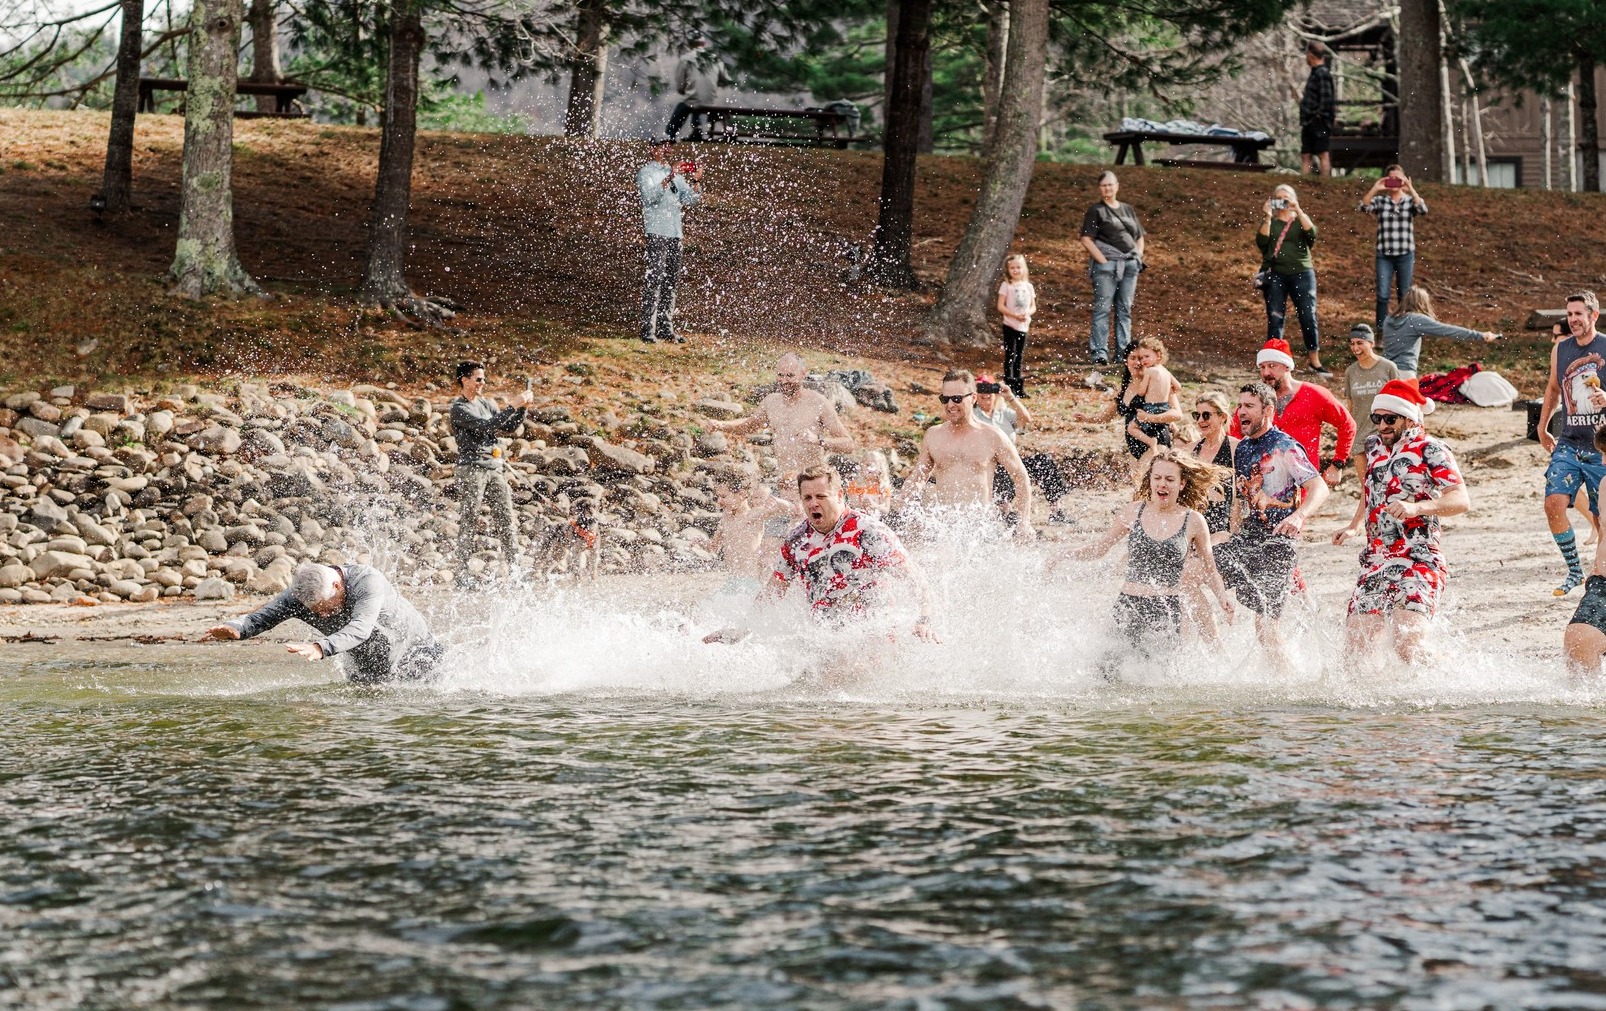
[
  {"x1": 1089, "y1": 259, "x2": 1138, "y2": 359},
  {"x1": 1375, "y1": 252, "x2": 1414, "y2": 328},
  {"x1": 1263, "y1": 268, "x2": 1320, "y2": 353}
]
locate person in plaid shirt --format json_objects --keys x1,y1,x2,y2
[
  {"x1": 1359, "y1": 165, "x2": 1429, "y2": 327},
  {"x1": 704, "y1": 465, "x2": 936, "y2": 644},
  {"x1": 1332, "y1": 381, "x2": 1469, "y2": 663},
  {"x1": 1299, "y1": 42, "x2": 1336, "y2": 176}
]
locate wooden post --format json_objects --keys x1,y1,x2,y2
[
  {"x1": 1567, "y1": 81, "x2": 1579, "y2": 192},
  {"x1": 1459, "y1": 58, "x2": 1488, "y2": 187},
  {"x1": 1542, "y1": 95, "x2": 1552, "y2": 190}
]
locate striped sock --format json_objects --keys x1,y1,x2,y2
[{"x1": 1555, "y1": 530, "x2": 1584, "y2": 595}]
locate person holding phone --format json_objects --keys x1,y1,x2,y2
[
  {"x1": 1359, "y1": 164, "x2": 1429, "y2": 328},
  {"x1": 637, "y1": 137, "x2": 703, "y2": 344},
  {"x1": 1256, "y1": 184, "x2": 1324, "y2": 375}
]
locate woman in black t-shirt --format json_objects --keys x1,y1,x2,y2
[{"x1": 1078, "y1": 171, "x2": 1146, "y2": 366}]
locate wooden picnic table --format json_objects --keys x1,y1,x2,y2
[
  {"x1": 138, "y1": 77, "x2": 309, "y2": 118},
  {"x1": 688, "y1": 104, "x2": 855, "y2": 149},
  {"x1": 1103, "y1": 128, "x2": 1275, "y2": 169}
]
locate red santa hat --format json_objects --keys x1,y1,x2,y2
[
  {"x1": 1256, "y1": 338, "x2": 1296, "y2": 370},
  {"x1": 1370, "y1": 379, "x2": 1429, "y2": 424}
]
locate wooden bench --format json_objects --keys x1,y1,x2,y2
[
  {"x1": 686, "y1": 104, "x2": 855, "y2": 149},
  {"x1": 138, "y1": 77, "x2": 310, "y2": 118},
  {"x1": 1103, "y1": 129, "x2": 1275, "y2": 168}
]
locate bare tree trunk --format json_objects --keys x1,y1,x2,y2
[
  {"x1": 167, "y1": 0, "x2": 259, "y2": 298},
  {"x1": 244, "y1": 0, "x2": 280, "y2": 113},
  {"x1": 1568, "y1": 80, "x2": 1578, "y2": 191},
  {"x1": 917, "y1": 54, "x2": 934, "y2": 154},
  {"x1": 923, "y1": 0, "x2": 1047, "y2": 345},
  {"x1": 563, "y1": 0, "x2": 609, "y2": 138},
  {"x1": 1459, "y1": 57, "x2": 1488, "y2": 186},
  {"x1": 358, "y1": 0, "x2": 433, "y2": 315},
  {"x1": 1542, "y1": 94, "x2": 1552, "y2": 190},
  {"x1": 99, "y1": 0, "x2": 143, "y2": 214},
  {"x1": 869, "y1": 0, "x2": 932, "y2": 289},
  {"x1": 1580, "y1": 53, "x2": 1600, "y2": 192},
  {"x1": 1396, "y1": 0, "x2": 1444, "y2": 181},
  {"x1": 981, "y1": 0, "x2": 1008, "y2": 159}
]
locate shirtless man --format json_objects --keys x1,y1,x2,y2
[
  {"x1": 709, "y1": 469, "x2": 798, "y2": 594},
  {"x1": 709, "y1": 353, "x2": 855, "y2": 492},
  {"x1": 896, "y1": 369, "x2": 1033, "y2": 540}
]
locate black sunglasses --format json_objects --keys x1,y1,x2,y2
[
  {"x1": 1191, "y1": 410, "x2": 1218, "y2": 420},
  {"x1": 1370, "y1": 412, "x2": 1404, "y2": 425},
  {"x1": 937, "y1": 393, "x2": 972, "y2": 404}
]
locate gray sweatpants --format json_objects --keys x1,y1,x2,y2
[{"x1": 456, "y1": 465, "x2": 519, "y2": 564}]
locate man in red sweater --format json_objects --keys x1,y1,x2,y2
[{"x1": 1231, "y1": 338, "x2": 1355, "y2": 487}]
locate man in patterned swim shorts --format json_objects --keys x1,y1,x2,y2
[
  {"x1": 704, "y1": 464, "x2": 936, "y2": 644},
  {"x1": 1332, "y1": 380, "x2": 1469, "y2": 663}
]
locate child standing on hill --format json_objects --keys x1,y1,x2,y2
[{"x1": 996, "y1": 253, "x2": 1037, "y2": 398}]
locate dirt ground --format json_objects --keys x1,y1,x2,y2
[
  {"x1": 0, "y1": 400, "x2": 1581, "y2": 669},
  {"x1": 3, "y1": 108, "x2": 1605, "y2": 391}
]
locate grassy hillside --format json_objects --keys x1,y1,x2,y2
[{"x1": 2, "y1": 107, "x2": 1604, "y2": 390}]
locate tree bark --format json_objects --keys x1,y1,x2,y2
[
  {"x1": 1396, "y1": 0, "x2": 1445, "y2": 181},
  {"x1": 923, "y1": 0, "x2": 1046, "y2": 345},
  {"x1": 99, "y1": 0, "x2": 143, "y2": 214},
  {"x1": 870, "y1": 0, "x2": 932, "y2": 289},
  {"x1": 981, "y1": 0, "x2": 1008, "y2": 159},
  {"x1": 563, "y1": 0, "x2": 609, "y2": 138},
  {"x1": 358, "y1": 0, "x2": 427, "y2": 309},
  {"x1": 917, "y1": 51, "x2": 934, "y2": 154},
  {"x1": 167, "y1": 0, "x2": 259, "y2": 298},
  {"x1": 244, "y1": 0, "x2": 280, "y2": 114},
  {"x1": 1579, "y1": 52, "x2": 1600, "y2": 192}
]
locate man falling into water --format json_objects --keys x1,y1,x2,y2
[
  {"x1": 895, "y1": 369, "x2": 1033, "y2": 540},
  {"x1": 1332, "y1": 381, "x2": 1468, "y2": 664},
  {"x1": 703, "y1": 465, "x2": 936, "y2": 645},
  {"x1": 708, "y1": 353, "x2": 856, "y2": 494}
]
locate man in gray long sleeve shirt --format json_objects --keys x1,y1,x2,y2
[
  {"x1": 637, "y1": 137, "x2": 702, "y2": 344},
  {"x1": 204, "y1": 563, "x2": 443, "y2": 684},
  {"x1": 450, "y1": 361, "x2": 533, "y2": 581}
]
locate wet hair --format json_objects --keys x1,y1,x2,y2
[
  {"x1": 1569, "y1": 290, "x2": 1601, "y2": 315},
  {"x1": 1096, "y1": 170, "x2": 1118, "y2": 186},
  {"x1": 1004, "y1": 253, "x2": 1029, "y2": 280},
  {"x1": 1398, "y1": 285, "x2": 1435, "y2": 319},
  {"x1": 941, "y1": 368, "x2": 976, "y2": 390},
  {"x1": 1194, "y1": 391, "x2": 1232, "y2": 418},
  {"x1": 1239, "y1": 381, "x2": 1277, "y2": 409},
  {"x1": 290, "y1": 563, "x2": 341, "y2": 605},
  {"x1": 796, "y1": 464, "x2": 841, "y2": 492},
  {"x1": 455, "y1": 361, "x2": 484, "y2": 383},
  {"x1": 1139, "y1": 446, "x2": 1229, "y2": 513}
]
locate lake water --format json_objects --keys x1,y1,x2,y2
[{"x1": 4, "y1": 538, "x2": 1606, "y2": 1010}]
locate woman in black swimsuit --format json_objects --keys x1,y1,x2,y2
[
  {"x1": 1180, "y1": 391, "x2": 1239, "y2": 643},
  {"x1": 1074, "y1": 339, "x2": 1186, "y2": 466},
  {"x1": 1057, "y1": 447, "x2": 1234, "y2": 676}
]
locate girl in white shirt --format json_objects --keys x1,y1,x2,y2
[{"x1": 995, "y1": 253, "x2": 1038, "y2": 398}]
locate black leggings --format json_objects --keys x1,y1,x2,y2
[{"x1": 1001, "y1": 325, "x2": 1027, "y2": 395}]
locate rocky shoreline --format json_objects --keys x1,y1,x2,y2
[{"x1": 0, "y1": 378, "x2": 797, "y2": 605}]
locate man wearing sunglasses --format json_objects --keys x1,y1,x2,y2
[
  {"x1": 895, "y1": 369, "x2": 1034, "y2": 541},
  {"x1": 1332, "y1": 381, "x2": 1467, "y2": 663}
]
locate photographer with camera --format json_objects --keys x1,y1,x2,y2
[
  {"x1": 1255, "y1": 184, "x2": 1325, "y2": 375},
  {"x1": 1359, "y1": 165, "x2": 1429, "y2": 328},
  {"x1": 637, "y1": 137, "x2": 703, "y2": 344}
]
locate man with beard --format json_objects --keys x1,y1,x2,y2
[
  {"x1": 709, "y1": 353, "x2": 855, "y2": 492},
  {"x1": 703, "y1": 465, "x2": 935, "y2": 644},
  {"x1": 1332, "y1": 381, "x2": 1468, "y2": 663}
]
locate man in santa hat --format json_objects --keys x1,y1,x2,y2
[
  {"x1": 1332, "y1": 380, "x2": 1469, "y2": 663},
  {"x1": 1232, "y1": 338, "x2": 1356, "y2": 487}
]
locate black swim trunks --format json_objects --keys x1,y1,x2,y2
[
  {"x1": 1214, "y1": 531, "x2": 1299, "y2": 619},
  {"x1": 1570, "y1": 575, "x2": 1606, "y2": 634}
]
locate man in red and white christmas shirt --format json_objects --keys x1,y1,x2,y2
[
  {"x1": 1231, "y1": 338, "x2": 1356, "y2": 486},
  {"x1": 1332, "y1": 380, "x2": 1469, "y2": 662},
  {"x1": 704, "y1": 465, "x2": 936, "y2": 643}
]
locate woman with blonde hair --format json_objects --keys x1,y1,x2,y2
[
  {"x1": 1057, "y1": 446, "x2": 1235, "y2": 668},
  {"x1": 1256, "y1": 183, "x2": 1325, "y2": 374},
  {"x1": 1379, "y1": 284, "x2": 1499, "y2": 380},
  {"x1": 995, "y1": 253, "x2": 1037, "y2": 397},
  {"x1": 845, "y1": 450, "x2": 894, "y2": 519}
]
